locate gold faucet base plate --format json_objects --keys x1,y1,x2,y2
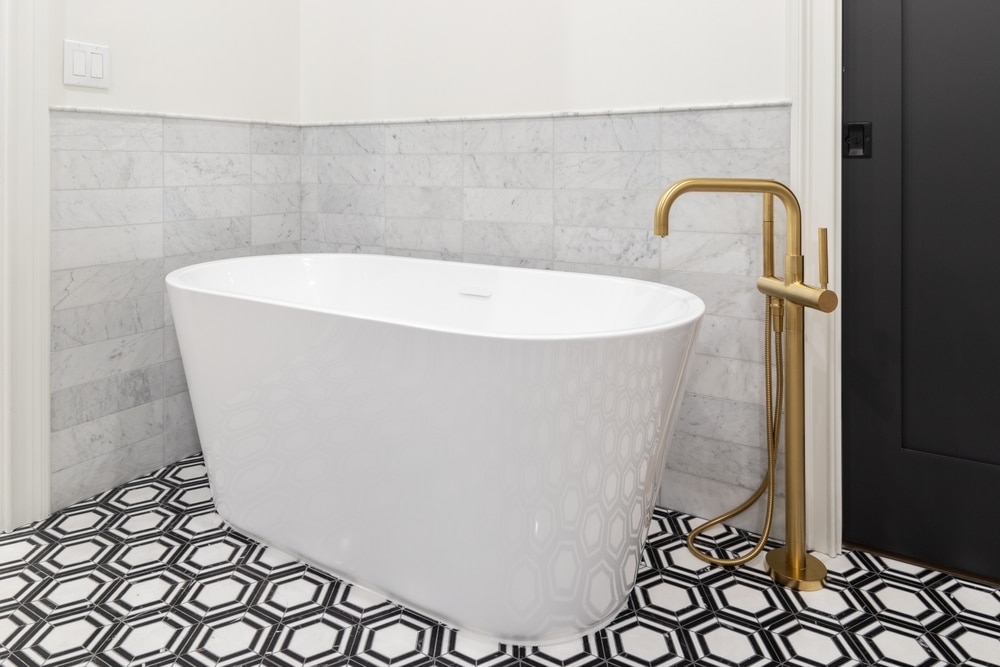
[{"x1": 766, "y1": 548, "x2": 827, "y2": 591}]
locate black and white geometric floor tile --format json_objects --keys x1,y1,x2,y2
[{"x1": 1, "y1": 455, "x2": 998, "y2": 666}]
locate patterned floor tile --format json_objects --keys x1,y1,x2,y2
[{"x1": 0, "y1": 454, "x2": 998, "y2": 666}]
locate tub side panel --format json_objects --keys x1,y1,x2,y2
[{"x1": 168, "y1": 284, "x2": 700, "y2": 642}]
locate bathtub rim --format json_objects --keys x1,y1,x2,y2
[{"x1": 165, "y1": 253, "x2": 706, "y2": 342}]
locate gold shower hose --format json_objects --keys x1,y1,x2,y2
[{"x1": 685, "y1": 295, "x2": 784, "y2": 566}]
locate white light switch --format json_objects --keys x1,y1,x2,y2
[
  {"x1": 63, "y1": 40, "x2": 110, "y2": 89},
  {"x1": 91, "y1": 53, "x2": 104, "y2": 78},
  {"x1": 72, "y1": 50, "x2": 86, "y2": 77}
]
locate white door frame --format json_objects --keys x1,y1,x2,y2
[
  {"x1": 0, "y1": 0, "x2": 50, "y2": 533},
  {"x1": 789, "y1": 0, "x2": 843, "y2": 556}
]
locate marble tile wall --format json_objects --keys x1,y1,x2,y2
[
  {"x1": 49, "y1": 104, "x2": 787, "y2": 530},
  {"x1": 301, "y1": 104, "x2": 791, "y2": 531},
  {"x1": 49, "y1": 111, "x2": 301, "y2": 510}
]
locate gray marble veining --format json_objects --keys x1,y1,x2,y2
[
  {"x1": 463, "y1": 188, "x2": 554, "y2": 225},
  {"x1": 463, "y1": 118, "x2": 553, "y2": 154},
  {"x1": 51, "y1": 188, "x2": 163, "y2": 230},
  {"x1": 50, "y1": 400, "x2": 164, "y2": 472},
  {"x1": 251, "y1": 124, "x2": 301, "y2": 155},
  {"x1": 164, "y1": 185, "x2": 252, "y2": 221},
  {"x1": 385, "y1": 218, "x2": 463, "y2": 254},
  {"x1": 164, "y1": 118, "x2": 250, "y2": 153},
  {"x1": 164, "y1": 153, "x2": 252, "y2": 187},
  {"x1": 51, "y1": 295, "x2": 164, "y2": 352},
  {"x1": 51, "y1": 225, "x2": 164, "y2": 271},
  {"x1": 387, "y1": 122, "x2": 463, "y2": 154},
  {"x1": 50, "y1": 112, "x2": 163, "y2": 152},
  {"x1": 51, "y1": 151, "x2": 163, "y2": 190},
  {"x1": 554, "y1": 114, "x2": 660, "y2": 153}
]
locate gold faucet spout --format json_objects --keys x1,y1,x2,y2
[{"x1": 654, "y1": 178, "x2": 801, "y2": 257}]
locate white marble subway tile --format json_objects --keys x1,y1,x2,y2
[
  {"x1": 50, "y1": 435, "x2": 164, "y2": 511},
  {"x1": 51, "y1": 259, "x2": 164, "y2": 312},
  {"x1": 251, "y1": 124, "x2": 301, "y2": 155},
  {"x1": 252, "y1": 183, "x2": 301, "y2": 216},
  {"x1": 385, "y1": 155, "x2": 463, "y2": 188},
  {"x1": 50, "y1": 111, "x2": 163, "y2": 152},
  {"x1": 659, "y1": 270, "x2": 762, "y2": 320},
  {"x1": 302, "y1": 124, "x2": 384, "y2": 155},
  {"x1": 677, "y1": 393, "x2": 766, "y2": 448},
  {"x1": 51, "y1": 294, "x2": 164, "y2": 352},
  {"x1": 694, "y1": 314, "x2": 767, "y2": 364},
  {"x1": 51, "y1": 151, "x2": 163, "y2": 190},
  {"x1": 319, "y1": 184, "x2": 385, "y2": 216},
  {"x1": 659, "y1": 231, "x2": 761, "y2": 277},
  {"x1": 163, "y1": 118, "x2": 250, "y2": 153},
  {"x1": 385, "y1": 186, "x2": 462, "y2": 219},
  {"x1": 252, "y1": 213, "x2": 300, "y2": 246},
  {"x1": 553, "y1": 226, "x2": 660, "y2": 269},
  {"x1": 164, "y1": 391, "x2": 196, "y2": 435},
  {"x1": 301, "y1": 184, "x2": 319, "y2": 212},
  {"x1": 553, "y1": 189, "x2": 660, "y2": 229},
  {"x1": 463, "y1": 118, "x2": 553, "y2": 153},
  {"x1": 661, "y1": 148, "x2": 790, "y2": 184},
  {"x1": 550, "y1": 262, "x2": 660, "y2": 282},
  {"x1": 162, "y1": 247, "x2": 254, "y2": 275},
  {"x1": 661, "y1": 106, "x2": 791, "y2": 151},
  {"x1": 384, "y1": 248, "x2": 462, "y2": 262},
  {"x1": 50, "y1": 188, "x2": 163, "y2": 230},
  {"x1": 302, "y1": 241, "x2": 385, "y2": 255},
  {"x1": 51, "y1": 330, "x2": 163, "y2": 392},
  {"x1": 50, "y1": 400, "x2": 164, "y2": 472},
  {"x1": 163, "y1": 326, "x2": 180, "y2": 362},
  {"x1": 666, "y1": 430, "x2": 771, "y2": 491},
  {"x1": 463, "y1": 221, "x2": 553, "y2": 260},
  {"x1": 50, "y1": 365, "x2": 164, "y2": 432},
  {"x1": 463, "y1": 254, "x2": 554, "y2": 271},
  {"x1": 659, "y1": 468, "x2": 784, "y2": 535},
  {"x1": 385, "y1": 218, "x2": 463, "y2": 254},
  {"x1": 463, "y1": 188, "x2": 553, "y2": 225},
  {"x1": 387, "y1": 122, "x2": 463, "y2": 154},
  {"x1": 51, "y1": 224, "x2": 163, "y2": 271},
  {"x1": 163, "y1": 185, "x2": 252, "y2": 221},
  {"x1": 464, "y1": 154, "x2": 553, "y2": 189},
  {"x1": 301, "y1": 156, "x2": 319, "y2": 185},
  {"x1": 554, "y1": 114, "x2": 660, "y2": 153},
  {"x1": 684, "y1": 353, "x2": 764, "y2": 405},
  {"x1": 317, "y1": 155, "x2": 384, "y2": 186},
  {"x1": 163, "y1": 217, "x2": 251, "y2": 256},
  {"x1": 312, "y1": 214, "x2": 385, "y2": 247},
  {"x1": 165, "y1": 422, "x2": 201, "y2": 463},
  {"x1": 252, "y1": 155, "x2": 301, "y2": 184},
  {"x1": 554, "y1": 152, "x2": 660, "y2": 190},
  {"x1": 163, "y1": 360, "x2": 187, "y2": 400},
  {"x1": 252, "y1": 241, "x2": 300, "y2": 256},
  {"x1": 164, "y1": 153, "x2": 251, "y2": 187}
]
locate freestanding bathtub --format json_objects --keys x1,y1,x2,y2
[{"x1": 166, "y1": 253, "x2": 704, "y2": 643}]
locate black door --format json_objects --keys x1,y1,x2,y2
[{"x1": 843, "y1": 0, "x2": 1000, "y2": 581}]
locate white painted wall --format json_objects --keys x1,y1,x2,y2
[
  {"x1": 49, "y1": 0, "x2": 300, "y2": 122},
  {"x1": 299, "y1": 0, "x2": 789, "y2": 123}
]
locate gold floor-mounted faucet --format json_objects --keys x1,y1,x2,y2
[{"x1": 654, "y1": 178, "x2": 837, "y2": 591}]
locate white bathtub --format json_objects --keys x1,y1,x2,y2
[{"x1": 166, "y1": 253, "x2": 703, "y2": 643}]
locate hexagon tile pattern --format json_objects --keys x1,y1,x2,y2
[{"x1": 1, "y1": 455, "x2": 998, "y2": 666}]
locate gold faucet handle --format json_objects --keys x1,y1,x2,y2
[{"x1": 818, "y1": 227, "x2": 829, "y2": 290}]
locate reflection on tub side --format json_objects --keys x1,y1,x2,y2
[{"x1": 167, "y1": 253, "x2": 703, "y2": 643}]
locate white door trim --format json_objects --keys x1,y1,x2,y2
[
  {"x1": 0, "y1": 0, "x2": 50, "y2": 533},
  {"x1": 788, "y1": 0, "x2": 843, "y2": 556}
]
